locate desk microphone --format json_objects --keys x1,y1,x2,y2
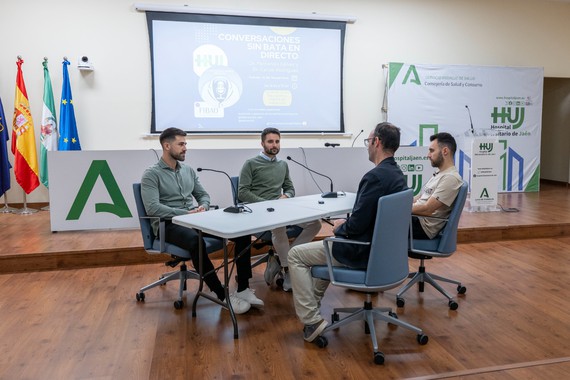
[
  {"x1": 286, "y1": 156, "x2": 337, "y2": 198},
  {"x1": 196, "y1": 167, "x2": 243, "y2": 213},
  {"x1": 465, "y1": 105, "x2": 475, "y2": 135},
  {"x1": 351, "y1": 129, "x2": 364, "y2": 147},
  {"x1": 324, "y1": 142, "x2": 340, "y2": 148}
]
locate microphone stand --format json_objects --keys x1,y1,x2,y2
[
  {"x1": 351, "y1": 129, "x2": 364, "y2": 147},
  {"x1": 465, "y1": 105, "x2": 475, "y2": 135},
  {"x1": 196, "y1": 168, "x2": 243, "y2": 213},
  {"x1": 286, "y1": 156, "x2": 337, "y2": 198}
]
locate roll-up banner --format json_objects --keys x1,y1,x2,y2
[{"x1": 387, "y1": 63, "x2": 543, "y2": 193}]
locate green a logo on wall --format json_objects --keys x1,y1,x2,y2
[
  {"x1": 66, "y1": 160, "x2": 132, "y2": 220},
  {"x1": 389, "y1": 63, "x2": 421, "y2": 88},
  {"x1": 480, "y1": 188, "x2": 490, "y2": 198}
]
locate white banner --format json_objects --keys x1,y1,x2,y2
[
  {"x1": 387, "y1": 63, "x2": 543, "y2": 193},
  {"x1": 48, "y1": 147, "x2": 432, "y2": 232},
  {"x1": 470, "y1": 137, "x2": 499, "y2": 210}
]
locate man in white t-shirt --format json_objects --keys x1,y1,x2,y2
[{"x1": 412, "y1": 132, "x2": 463, "y2": 239}]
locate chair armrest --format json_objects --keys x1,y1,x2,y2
[{"x1": 322, "y1": 236, "x2": 370, "y2": 284}]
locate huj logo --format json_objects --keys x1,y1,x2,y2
[
  {"x1": 66, "y1": 160, "x2": 132, "y2": 220},
  {"x1": 404, "y1": 174, "x2": 423, "y2": 196},
  {"x1": 491, "y1": 107, "x2": 525, "y2": 129},
  {"x1": 479, "y1": 142, "x2": 493, "y2": 153}
]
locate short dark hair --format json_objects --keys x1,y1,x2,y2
[
  {"x1": 261, "y1": 127, "x2": 280, "y2": 142},
  {"x1": 159, "y1": 127, "x2": 186, "y2": 146},
  {"x1": 374, "y1": 122, "x2": 401, "y2": 154},
  {"x1": 430, "y1": 132, "x2": 457, "y2": 155}
]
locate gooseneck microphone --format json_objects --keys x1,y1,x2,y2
[
  {"x1": 196, "y1": 167, "x2": 243, "y2": 213},
  {"x1": 465, "y1": 105, "x2": 475, "y2": 135},
  {"x1": 324, "y1": 142, "x2": 340, "y2": 148},
  {"x1": 351, "y1": 129, "x2": 364, "y2": 147},
  {"x1": 286, "y1": 156, "x2": 337, "y2": 198}
]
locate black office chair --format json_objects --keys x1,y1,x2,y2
[
  {"x1": 230, "y1": 176, "x2": 302, "y2": 286},
  {"x1": 311, "y1": 189, "x2": 428, "y2": 364},
  {"x1": 132, "y1": 183, "x2": 223, "y2": 309},
  {"x1": 396, "y1": 181, "x2": 469, "y2": 310}
]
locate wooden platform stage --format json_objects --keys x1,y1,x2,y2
[
  {"x1": 1, "y1": 182, "x2": 568, "y2": 274},
  {"x1": 0, "y1": 182, "x2": 568, "y2": 379}
]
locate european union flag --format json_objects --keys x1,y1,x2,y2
[
  {"x1": 58, "y1": 59, "x2": 81, "y2": 150},
  {"x1": 0, "y1": 96, "x2": 11, "y2": 197}
]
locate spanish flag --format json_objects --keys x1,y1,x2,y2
[{"x1": 12, "y1": 58, "x2": 39, "y2": 194}]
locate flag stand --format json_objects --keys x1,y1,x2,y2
[
  {"x1": 0, "y1": 195, "x2": 19, "y2": 213},
  {"x1": 15, "y1": 192, "x2": 37, "y2": 215}
]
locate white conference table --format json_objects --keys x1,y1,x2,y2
[{"x1": 173, "y1": 192, "x2": 356, "y2": 338}]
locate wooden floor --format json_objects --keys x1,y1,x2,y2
[{"x1": 0, "y1": 182, "x2": 569, "y2": 379}]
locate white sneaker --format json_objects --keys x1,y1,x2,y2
[
  {"x1": 234, "y1": 288, "x2": 264, "y2": 309},
  {"x1": 229, "y1": 293, "x2": 251, "y2": 314}
]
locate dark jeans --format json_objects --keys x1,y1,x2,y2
[
  {"x1": 411, "y1": 216, "x2": 430, "y2": 240},
  {"x1": 163, "y1": 221, "x2": 252, "y2": 295}
]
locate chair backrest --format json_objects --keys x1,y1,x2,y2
[
  {"x1": 432, "y1": 181, "x2": 468, "y2": 254},
  {"x1": 230, "y1": 176, "x2": 239, "y2": 204},
  {"x1": 132, "y1": 183, "x2": 155, "y2": 250},
  {"x1": 365, "y1": 189, "x2": 414, "y2": 287}
]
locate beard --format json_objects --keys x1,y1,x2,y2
[
  {"x1": 170, "y1": 151, "x2": 186, "y2": 162},
  {"x1": 430, "y1": 151, "x2": 443, "y2": 168},
  {"x1": 264, "y1": 146, "x2": 279, "y2": 156}
]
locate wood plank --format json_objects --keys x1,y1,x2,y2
[{"x1": 0, "y1": 236, "x2": 569, "y2": 378}]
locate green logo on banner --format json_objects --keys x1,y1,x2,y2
[
  {"x1": 480, "y1": 188, "x2": 490, "y2": 198},
  {"x1": 479, "y1": 142, "x2": 494, "y2": 152},
  {"x1": 66, "y1": 160, "x2": 132, "y2": 220},
  {"x1": 402, "y1": 65, "x2": 421, "y2": 85},
  {"x1": 491, "y1": 107, "x2": 525, "y2": 129},
  {"x1": 389, "y1": 63, "x2": 421, "y2": 88}
]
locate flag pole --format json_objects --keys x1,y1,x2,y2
[
  {"x1": 15, "y1": 191, "x2": 37, "y2": 215},
  {"x1": 0, "y1": 193, "x2": 19, "y2": 213}
]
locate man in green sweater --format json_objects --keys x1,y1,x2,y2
[{"x1": 238, "y1": 127, "x2": 321, "y2": 292}]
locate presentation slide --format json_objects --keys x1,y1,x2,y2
[{"x1": 148, "y1": 13, "x2": 345, "y2": 134}]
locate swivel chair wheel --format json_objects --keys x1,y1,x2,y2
[
  {"x1": 448, "y1": 300, "x2": 458, "y2": 310},
  {"x1": 457, "y1": 285, "x2": 467, "y2": 294},
  {"x1": 136, "y1": 292, "x2": 145, "y2": 302},
  {"x1": 373, "y1": 351, "x2": 385, "y2": 365},
  {"x1": 174, "y1": 300, "x2": 184, "y2": 309},
  {"x1": 396, "y1": 297, "x2": 405, "y2": 308},
  {"x1": 417, "y1": 334, "x2": 429, "y2": 345},
  {"x1": 313, "y1": 336, "x2": 328, "y2": 348},
  {"x1": 331, "y1": 313, "x2": 339, "y2": 322}
]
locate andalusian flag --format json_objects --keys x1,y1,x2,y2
[
  {"x1": 11, "y1": 58, "x2": 40, "y2": 194},
  {"x1": 59, "y1": 59, "x2": 81, "y2": 150},
  {"x1": 40, "y1": 59, "x2": 58, "y2": 188},
  {"x1": 0, "y1": 96, "x2": 11, "y2": 198}
]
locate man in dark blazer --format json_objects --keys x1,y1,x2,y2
[{"x1": 288, "y1": 122, "x2": 407, "y2": 342}]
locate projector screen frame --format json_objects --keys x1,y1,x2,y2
[{"x1": 141, "y1": 5, "x2": 352, "y2": 135}]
